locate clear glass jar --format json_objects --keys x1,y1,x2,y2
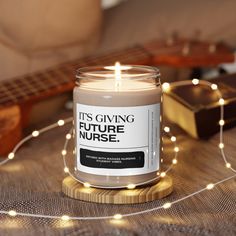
[{"x1": 73, "y1": 65, "x2": 162, "y2": 188}]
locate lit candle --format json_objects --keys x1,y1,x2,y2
[{"x1": 73, "y1": 63, "x2": 162, "y2": 188}]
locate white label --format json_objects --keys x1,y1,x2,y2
[{"x1": 75, "y1": 103, "x2": 160, "y2": 176}]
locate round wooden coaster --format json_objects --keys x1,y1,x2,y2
[{"x1": 62, "y1": 176, "x2": 173, "y2": 204}]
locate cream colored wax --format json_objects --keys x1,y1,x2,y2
[{"x1": 73, "y1": 65, "x2": 162, "y2": 188}]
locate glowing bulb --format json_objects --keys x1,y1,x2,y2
[
  {"x1": 113, "y1": 214, "x2": 122, "y2": 220},
  {"x1": 66, "y1": 134, "x2": 72, "y2": 140},
  {"x1": 8, "y1": 152, "x2": 15, "y2": 160},
  {"x1": 160, "y1": 172, "x2": 166, "y2": 178},
  {"x1": 162, "y1": 82, "x2": 170, "y2": 92},
  {"x1": 58, "y1": 120, "x2": 65, "y2": 126},
  {"x1": 226, "y1": 163, "x2": 231, "y2": 168},
  {"x1": 64, "y1": 167, "x2": 69, "y2": 173},
  {"x1": 127, "y1": 184, "x2": 136, "y2": 189},
  {"x1": 61, "y1": 150, "x2": 67, "y2": 155},
  {"x1": 211, "y1": 84, "x2": 218, "y2": 90},
  {"x1": 164, "y1": 126, "x2": 170, "y2": 133},
  {"x1": 163, "y1": 202, "x2": 172, "y2": 209},
  {"x1": 219, "y1": 143, "x2": 224, "y2": 149},
  {"x1": 8, "y1": 210, "x2": 17, "y2": 216},
  {"x1": 174, "y1": 147, "x2": 179, "y2": 152},
  {"x1": 32, "y1": 130, "x2": 39, "y2": 137},
  {"x1": 219, "y1": 98, "x2": 225, "y2": 105},
  {"x1": 219, "y1": 120, "x2": 225, "y2": 126},
  {"x1": 83, "y1": 182, "x2": 91, "y2": 188},
  {"x1": 172, "y1": 159, "x2": 177, "y2": 164},
  {"x1": 61, "y1": 215, "x2": 70, "y2": 221},
  {"x1": 192, "y1": 78, "x2": 199, "y2": 85},
  {"x1": 206, "y1": 183, "x2": 214, "y2": 190},
  {"x1": 171, "y1": 136, "x2": 176, "y2": 142}
]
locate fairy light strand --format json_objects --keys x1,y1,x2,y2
[{"x1": 0, "y1": 79, "x2": 235, "y2": 221}]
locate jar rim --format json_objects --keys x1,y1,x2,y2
[{"x1": 76, "y1": 65, "x2": 160, "y2": 81}]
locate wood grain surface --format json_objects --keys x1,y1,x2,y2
[{"x1": 62, "y1": 175, "x2": 173, "y2": 204}]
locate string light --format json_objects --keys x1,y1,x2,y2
[
  {"x1": 162, "y1": 82, "x2": 170, "y2": 92},
  {"x1": 58, "y1": 120, "x2": 65, "y2": 126},
  {"x1": 219, "y1": 143, "x2": 224, "y2": 149},
  {"x1": 172, "y1": 159, "x2": 177, "y2": 164},
  {"x1": 8, "y1": 210, "x2": 17, "y2": 217},
  {"x1": 219, "y1": 98, "x2": 225, "y2": 105},
  {"x1": 113, "y1": 214, "x2": 122, "y2": 220},
  {"x1": 160, "y1": 172, "x2": 166, "y2": 178},
  {"x1": 162, "y1": 202, "x2": 172, "y2": 209},
  {"x1": 192, "y1": 78, "x2": 199, "y2": 85},
  {"x1": 219, "y1": 120, "x2": 225, "y2": 126},
  {"x1": 127, "y1": 184, "x2": 136, "y2": 189},
  {"x1": 8, "y1": 152, "x2": 15, "y2": 160},
  {"x1": 164, "y1": 126, "x2": 170, "y2": 133},
  {"x1": 32, "y1": 131, "x2": 39, "y2": 137},
  {"x1": 83, "y1": 182, "x2": 91, "y2": 188},
  {"x1": 174, "y1": 147, "x2": 179, "y2": 152},
  {"x1": 206, "y1": 183, "x2": 214, "y2": 190},
  {"x1": 61, "y1": 215, "x2": 70, "y2": 221},
  {"x1": 61, "y1": 150, "x2": 67, "y2": 156},
  {"x1": 226, "y1": 163, "x2": 231, "y2": 168},
  {"x1": 211, "y1": 84, "x2": 218, "y2": 90},
  {"x1": 0, "y1": 81, "x2": 235, "y2": 222},
  {"x1": 171, "y1": 136, "x2": 176, "y2": 142}
]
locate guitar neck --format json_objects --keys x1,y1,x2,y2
[
  {"x1": 0, "y1": 39, "x2": 234, "y2": 107},
  {"x1": 0, "y1": 45, "x2": 151, "y2": 107}
]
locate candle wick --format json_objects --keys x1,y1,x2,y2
[
  {"x1": 115, "y1": 80, "x2": 121, "y2": 91},
  {"x1": 115, "y1": 62, "x2": 121, "y2": 91}
]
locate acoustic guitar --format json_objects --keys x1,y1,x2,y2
[{"x1": 0, "y1": 38, "x2": 234, "y2": 156}]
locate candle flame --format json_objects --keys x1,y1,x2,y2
[
  {"x1": 104, "y1": 62, "x2": 132, "y2": 90},
  {"x1": 104, "y1": 63, "x2": 131, "y2": 71}
]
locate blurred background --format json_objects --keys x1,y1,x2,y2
[
  {"x1": 1, "y1": 0, "x2": 236, "y2": 153},
  {"x1": 1, "y1": 0, "x2": 236, "y2": 81}
]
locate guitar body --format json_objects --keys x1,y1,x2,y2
[{"x1": 0, "y1": 105, "x2": 22, "y2": 156}]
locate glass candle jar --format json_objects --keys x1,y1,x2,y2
[{"x1": 73, "y1": 64, "x2": 162, "y2": 188}]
